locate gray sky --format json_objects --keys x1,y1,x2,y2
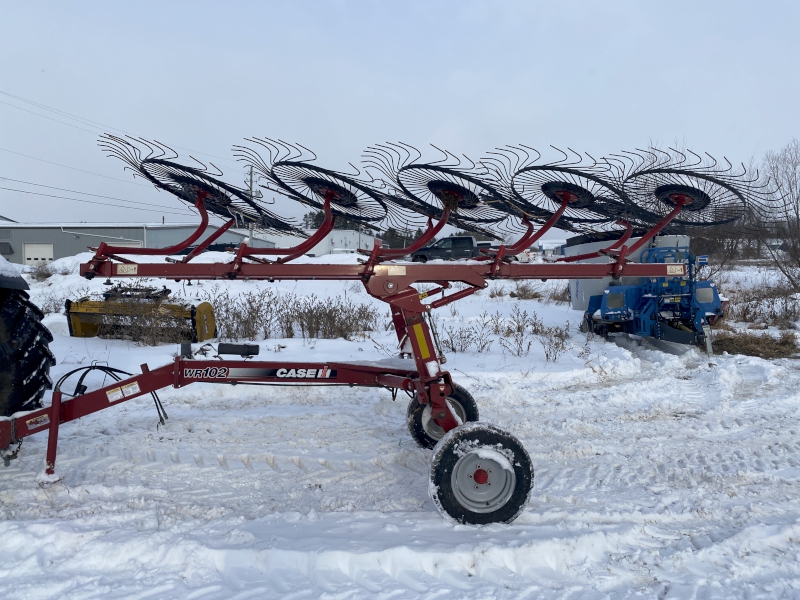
[{"x1": 1, "y1": 0, "x2": 798, "y2": 237}]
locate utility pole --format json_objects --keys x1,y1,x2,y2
[{"x1": 247, "y1": 165, "x2": 254, "y2": 246}]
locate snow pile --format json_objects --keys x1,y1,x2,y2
[
  {"x1": 1, "y1": 257, "x2": 800, "y2": 598},
  {"x1": 0, "y1": 254, "x2": 22, "y2": 279}
]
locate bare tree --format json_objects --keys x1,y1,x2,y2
[{"x1": 760, "y1": 139, "x2": 800, "y2": 289}]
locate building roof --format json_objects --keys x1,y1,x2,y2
[{"x1": 0, "y1": 222, "x2": 204, "y2": 228}]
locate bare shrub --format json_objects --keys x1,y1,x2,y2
[
  {"x1": 539, "y1": 322, "x2": 570, "y2": 362},
  {"x1": 38, "y1": 285, "x2": 90, "y2": 315},
  {"x1": 442, "y1": 325, "x2": 476, "y2": 353},
  {"x1": 489, "y1": 285, "x2": 506, "y2": 299},
  {"x1": 712, "y1": 330, "x2": 798, "y2": 359},
  {"x1": 202, "y1": 286, "x2": 288, "y2": 341},
  {"x1": 546, "y1": 283, "x2": 571, "y2": 305},
  {"x1": 470, "y1": 312, "x2": 494, "y2": 353},
  {"x1": 295, "y1": 294, "x2": 378, "y2": 340},
  {"x1": 28, "y1": 263, "x2": 54, "y2": 282},
  {"x1": 723, "y1": 283, "x2": 800, "y2": 328},
  {"x1": 498, "y1": 306, "x2": 544, "y2": 357},
  {"x1": 489, "y1": 311, "x2": 505, "y2": 335},
  {"x1": 200, "y1": 286, "x2": 379, "y2": 342},
  {"x1": 509, "y1": 281, "x2": 543, "y2": 300}
]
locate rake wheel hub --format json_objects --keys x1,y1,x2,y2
[
  {"x1": 303, "y1": 177, "x2": 359, "y2": 207},
  {"x1": 654, "y1": 184, "x2": 711, "y2": 212},
  {"x1": 427, "y1": 180, "x2": 480, "y2": 210},
  {"x1": 540, "y1": 181, "x2": 596, "y2": 209}
]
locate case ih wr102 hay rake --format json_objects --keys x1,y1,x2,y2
[{"x1": 0, "y1": 138, "x2": 774, "y2": 524}]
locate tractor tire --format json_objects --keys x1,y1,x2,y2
[
  {"x1": 406, "y1": 383, "x2": 479, "y2": 449},
  {"x1": 0, "y1": 289, "x2": 56, "y2": 416}
]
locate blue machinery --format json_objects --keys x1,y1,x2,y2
[{"x1": 581, "y1": 246, "x2": 725, "y2": 350}]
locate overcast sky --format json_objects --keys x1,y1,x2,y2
[{"x1": 1, "y1": 1, "x2": 798, "y2": 238}]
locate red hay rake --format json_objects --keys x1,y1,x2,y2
[{"x1": 4, "y1": 136, "x2": 768, "y2": 524}]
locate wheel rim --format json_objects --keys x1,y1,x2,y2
[
  {"x1": 451, "y1": 451, "x2": 516, "y2": 513},
  {"x1": 422, "y1": 399, "x2": 466, "y2": 441}
]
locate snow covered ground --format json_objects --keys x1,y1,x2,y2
[{"x1": 2, "y1": 254, "x2": 800, "y2": 599}]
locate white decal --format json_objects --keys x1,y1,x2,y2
[
  {"x1": 26, "y1": 414, "x2": 50, "y2": 429},
  {"x1": 106, "y1": 387, "x2": 124, "y2": 403},
  {"x1": 275, "y1": 366, "x2": 333, "y2": 379},
  {"x1": 117, "y1": 264, "x2": 138, "y2": 275},
  {"x1": 121, "y1": 381, "x2": 141, "y2": 397}
]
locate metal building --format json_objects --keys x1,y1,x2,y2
[
  {"x1": 264, "y1": 229, "x2": 377, "y2": 257},
  {"x1": 0, "y1": 221, "x2": 275, "y2": 265}
]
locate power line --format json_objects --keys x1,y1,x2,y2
[
  {"x1": 0, "y1": 146, "x2": 150, "y2": 187},
  {"x1": 0, "y1": 99, "x2": 100, "y2": 135},
  {"x1": 0, "y1": 175, "x2": 197, "y2": 213},
  {"x1": 0, "y1": 90, "x2": 128, "y2": 132},
  {"x1": 0, "y1": 89, "x2": 241, "y2": 166},
  {"x1": 0, "y1": 186, "x2": 197, "y2": 217}
]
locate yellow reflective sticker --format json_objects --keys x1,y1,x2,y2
[{"x1": 412, "y1": 323, "x2": 430, "y2": 359}]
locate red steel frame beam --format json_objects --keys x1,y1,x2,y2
[{"x1": 80, "y1": 260, "x2": 686, "y2": 284}]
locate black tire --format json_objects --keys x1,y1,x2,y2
[
  {"x1": 579, "y1": 316, "x2": 591, "y2": 334},
  {"x1": 429, "y1": 423, "x2": 533, "y2": 525},
  {"x1": 412, "y1": 255, "x2": 428, "y2": 263},
  {"x1": 406, "y1": 383, "x2": 479, "y2": 449},
  {"x1": 0, "y1": 289, "x2": 56, "y2": 416}
]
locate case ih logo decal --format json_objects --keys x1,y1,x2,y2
[
  {"x1": 182, "y1": 366, "x2": 336, "y2": 380},
  {"x1": 184, "y1": 367, "x2": 230, "y2": 378},
  {"x1": 275, "y1": 367, "x2": 335, "y2": 379}
]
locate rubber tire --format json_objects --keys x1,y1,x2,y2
[
  {"x1": 429, "y1": 423, "x2": 533, "y2": 525},
  {"x1": 406, "y1": 383, "x2": 479, "y2": 449},
  {"x1": 412, "y1": 255, "x2": 428, "y2": 263},
  {"x1": 0, "y1": 289, "x2": 56, "y2": 416}
]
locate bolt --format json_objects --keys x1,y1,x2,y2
[
  {"x1": 475, "y1": 485, "x2": 479, "y2": 489},
  {"x1": 488, "y1": 469, "x2": 492, "y2": 474},
  {"x1": 468, "y1": 474, "x2": 473, "y2": 478}
]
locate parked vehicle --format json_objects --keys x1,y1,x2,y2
[
  {"x1": 410, "y1": 236, "x2": 531, "y2": 262},
  {"x1": 410, "y1": 236, "x2": 484, "y2": 262}
]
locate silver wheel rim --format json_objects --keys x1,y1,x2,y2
[
  {"x1": 422, "y1": 399, "x2": 466, "y2": 441},
  {"x1": 451, "y1": 450, "x2": 516, "y2": 513}
]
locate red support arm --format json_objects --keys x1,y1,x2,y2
[
  {"x1": 558, "y1": 220, "x2": 634, "y2": 263},
  {"x1": 367, "y1": 207, "x2": 452, "y2": 260},
  {"x1": 625, "y1": 199, "x2": 686, "y2": 255},
  {"x1": 95, "y1": 191, "x2": 211, "y2": 258},
  {"x1": 227, "y1": 196, "x2": 335, "y2": 275},
  {"x1": 478, "y1": 197, "x2": 571, "y2": 262},
  {"x1": 175, "y1": 218, "x2": 236, "y2": 263}
]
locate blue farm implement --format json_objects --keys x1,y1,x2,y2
[{"x1": 580, "y1": 245, "x2": 725, "y2": 350}]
